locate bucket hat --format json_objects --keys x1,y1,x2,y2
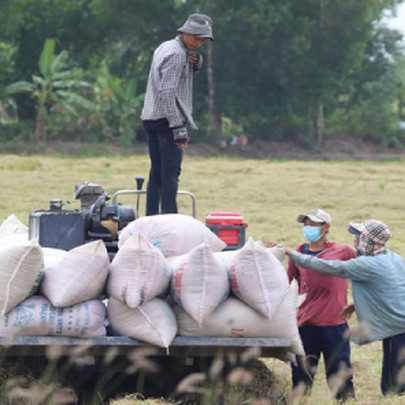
[{"x1": 178, "y1": 13, "x2": 214, "y2": 41}]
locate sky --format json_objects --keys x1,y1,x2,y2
[{"x1": 383, "y1": 2, "x2": 405, "y2": 36}]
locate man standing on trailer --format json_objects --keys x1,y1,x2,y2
[{"x1": 141, "y1": 13, "x2": 213, "y2": 215}]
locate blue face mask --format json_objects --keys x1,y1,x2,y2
[{"x1": 302, "y1": 225, "x2": 322, "y2": 242}]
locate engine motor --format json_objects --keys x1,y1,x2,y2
[{"x1": 29, "y1": 181, "x2": 136, "y2": 260}]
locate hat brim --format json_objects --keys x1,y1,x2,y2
[
  {"x1": 195, "y1": 34, "x2": 214, "y2": 41},
  {"x1": 347, "y1": 222, "x2": 363, "y2": 235},
  {"x1": 297, "y1": 214, "x2": 325, "y2": 224},
  {"x1": 296, "y1": 214, "x2": 307, "y2": 223},
  {"x1": 178, "y1": 30, "x2": 214, "y2": 41}
]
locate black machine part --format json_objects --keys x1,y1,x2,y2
[
  {"x1": 29, "y1": 193, "x2": 135, "y2": 259},
  {"x1": 84, "y1": 193, "x2": 135, "y2": 241},
  {"x1": 29, "y1": 209, "x2": 86, "y2": 251}
]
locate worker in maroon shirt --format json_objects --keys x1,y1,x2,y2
[{"x1": 286, "y1": 209, "x2": 356, "y2": 400}]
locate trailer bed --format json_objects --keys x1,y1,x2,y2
[{"x1": 0, "y1": 336, "x2": 291, "y2": 359}]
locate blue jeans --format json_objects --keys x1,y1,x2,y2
[
  {"x1": 292, "y1": 324, "x2": 355, "y2": 400},
  {"x1": 381, "y1": 332, "x2": 405, "y2": 395},
  {"x1": 143, "y1": 119, "x2": 183, "y2": 215}
]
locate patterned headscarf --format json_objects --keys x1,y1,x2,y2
[{"x1": 348, "y1": 219, "x2": 391, "y2": 256}]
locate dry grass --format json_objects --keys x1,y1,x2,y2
[{"x1": 1, "y1": 153, "x2": 405, "y2": 404}]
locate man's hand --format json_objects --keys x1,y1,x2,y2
[
  {"x1": 341, "y1": 303, "x2": 355, "y2": 320},
  {"x1": 265, "y1": 241, "x2": 291, "y2": 255},
  {"x1": 172, "y1": 126, "x2": 189, "y2": 150},
  {"x1": 284, "y1": 248, "x2": 293, "y2": 256},
  {"x1": 189, "y1": 51, "x2": 201, "y2": 65}
]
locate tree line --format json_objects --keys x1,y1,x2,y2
[{"x1": 0, "y1": 0, "x2": 404, "y2": 149}]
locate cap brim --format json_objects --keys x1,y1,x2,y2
[
  {"x1": 348, "y1": 222, "x2": 362, "y2": 235},
  {"x1": 296, "y1": 214, "x2": 307, "y2": 223},
  {"x1": 297, "y1": 214, "x2": 325, "y2": 224}
]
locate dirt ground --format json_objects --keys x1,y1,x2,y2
[{"x1": 2, "y1": 137, "x2": 405, "y2": 160}]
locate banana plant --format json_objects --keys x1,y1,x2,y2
[
  {"x1": 107, "y1": 74, "x2": 144, "y2": 146},
  {"x1": 5, "y1": 38, "x2": 94, "y2": 141}
]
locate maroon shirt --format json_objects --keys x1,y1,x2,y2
[{"x1": 287, "y1": 241, "x2": 356, "y2": 327}]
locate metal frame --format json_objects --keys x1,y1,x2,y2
[
  {"x1": 111, "y1": 190, "x2": 197, "y2": 218},
  {"x1": 0, "y1": 336, "x2": 291, "y2": 359}
]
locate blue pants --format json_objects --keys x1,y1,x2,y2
[
  {"x1": 143, "y1": 119, "x2": 183, "y2": 216},
  {"x1": 292, "y1": 324, "x2": 355, "y2": 400},
  {"x1": 381, "y1": 332, "x2": 405, "y2": 395}
]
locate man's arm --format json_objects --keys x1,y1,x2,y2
[
  {"x1": 158, "y1": 53, "x2": 185, "y2": 128},
  {"x1": 288, "y1": 250, "x2": 352, "y2": 279}
]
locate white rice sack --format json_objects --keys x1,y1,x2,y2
[
  {"x1": 175, "y1": 280, "x2": 304, "y2": 356},
  {"x1": 42, "y1": 247, "x2": 68, "y2": 271},
  {"x1": 108, "y1": 297, "x2": 177, "y2": 348},
  {"x1": 0, "y1": 240, "x2": 44, "y2": 316},
  {"x1": 0, "y1": 295, "x2": 106, "y2": 338},
  {"x1": 118, "y1": 214, "x2": 226, "y2": 257},
  {"x1": 170, "y1": 242, "x2": 230, "y2": 325},
  {"x1": 266, "y1": 244, "x2": 286, "y2": 265},
  {"x1": 227, "y1": 237, "x2": 289, "y2": 319},
  {"x1": 40, "y1": 240, "x2": 110, "y2": 307},
  {"x1": 107, "y1": 231, "x2": 171, "y2": 308},
  {"x1": 214, "y1": 242, "x2": 286, "y2": 267},
  {"x1": 214, "y1": 243, "x2": 286, "y2": 267},
  {"x1": 213, "y1": 249, "x2": 238, "y2": 266},
  {"x1": 0, "y1": 214, "x2": 29, "y2": 246}
]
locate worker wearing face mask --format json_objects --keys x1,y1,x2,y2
[
  {"x1": 286, "y1": 209, "x2": 357, "y2": 400},
  {"x1": 287, "y1": 219, "x2": 405, "y2": 397}
]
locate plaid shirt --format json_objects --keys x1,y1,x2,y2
[{"x1": 141, "y1": 36, "x2": 201, "y2": 129}]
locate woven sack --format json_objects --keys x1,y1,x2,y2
[
  {"x1": 226, "y1": 237, "x2": 289, "y2": 319},
  {"x1": 40, "y1": 240, "x2": 109, "y2": 307},
  {"x1": 170, "y1": 241, "x2": 229, "y2": 325},
  {"x1": 175, "y1": 279, "x2": 304, "y2": 356},
  {"x1": 118, "y1": 214, "x2": 226, "y2": 257},
  {"x1": 0, "y1": 214, "x2": 29, "y2": 246},
  {"x1": 0, "y1": 295, "x2": 106, "y2": 338},
  {"x1": 0, "y1": 239, "x2": 44, "y2": 316},
  {"x1": 108, "y1": 297, "x2": 177, "y2": 348},
  {"x1": 107, "y1": 231, "x2": 171, "y2": 308}
]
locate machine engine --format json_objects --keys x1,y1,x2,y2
[{"x1": 29, "y1": 181, "x2": 136, "y2": 260}]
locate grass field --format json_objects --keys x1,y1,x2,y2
[{"x1": 1, "y1": 153, "x2": 405, "y2": 404}]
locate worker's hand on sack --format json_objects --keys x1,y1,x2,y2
[
  {"x1": 340, "y1": 303, "x2": 355, "y2": 320},
  {"x1": 173, "y1": 126, "x2": 189, "y2": 150},
  {"x1": 265, "y1": 241, "x2": 278, "y2": 248},
  {"x1": 265, "y1": 240, "x2": 292, "y2": 256},
  {"x1": 284, "y1": 247, "x2": 293, "y2": 256}
]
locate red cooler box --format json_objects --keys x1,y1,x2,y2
[{"x1": 205, "y1": 211, "x2": 248, "y2": 250}]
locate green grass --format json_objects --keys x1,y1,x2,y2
[{"x1": 1, "y1": 153, "x2": 405, "y2": 404}]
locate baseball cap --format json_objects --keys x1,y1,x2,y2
[
  {"x1": 297, "y1": 208, "x2": 332, "y2": 225},
  {"x1": 177, "y1": 13, "x2": 214, "y2": 41},
  {"x1": 348, "y1": 220, "x2": 391, "y2": 244}
]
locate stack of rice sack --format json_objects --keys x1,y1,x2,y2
[
  {"x1": 106, "y1": 214, "x2": 227, "y2": 349},
  {"x1": 0, "y1": 214, "x2": 108, "y2": 339},
  {"x1": 173, "y1": 237, "x2": 304, "y2": 360},
  {"x1": 0, "y1": 212, "x2": 304, "y2": 361},
  {"x1": 112, "y1": 214, "x2": 304, "y2": 360}
]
